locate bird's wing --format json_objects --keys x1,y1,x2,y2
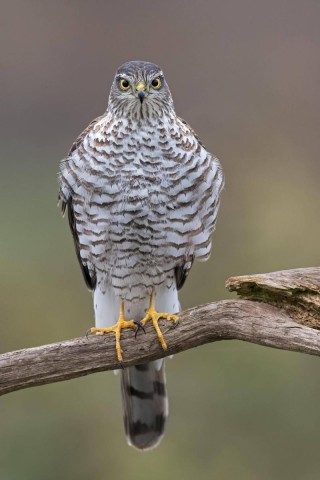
[
  {"x1": 174, "y1": 256, "x2": 194, "y2": 290},
  {"x1": 172, "y1": 118, "x2": 224, "y2": 288},
  {"x1": 59, "y1": 116, "x2": 103, "y2": 290},
  {"x1": 65, "y1": 197, "x2": 96, "y2": 290}
]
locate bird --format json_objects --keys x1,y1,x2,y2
[{"x1": 59, "y1": 60, "x2": 224, "y2": 450}]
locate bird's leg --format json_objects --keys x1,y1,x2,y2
[
  {"x1": 89, "y1": 301, "x2": 135, "y2": 362},
  {"x1": 140, "y1": 291, "x2": 179, "y2": 350}
]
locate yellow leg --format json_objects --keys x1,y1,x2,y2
[
  {"x1": 89, "y1": 302, "x2": 135, "y2": 362},
  {"x1": 140, "y1": 292, "x2": 179, "y2": 350}
]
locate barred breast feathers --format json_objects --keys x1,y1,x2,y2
[
  {"x1": 59, "y1": 110, "x2": 224, "y2": 298},
  {"x1": 164, "y1": 116, "x2": 224, "y2": 262}
]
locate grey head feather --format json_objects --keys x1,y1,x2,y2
[
  {"x1": 107, "y1": 60, "x2": 174, "y2": 118},
  {"x1": 117, "y1": 60, "x2": 163, "y2": 79}
]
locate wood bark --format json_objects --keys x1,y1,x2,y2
[{"x1": 1, "y1": 267, "x2": 320, "y2": 396}]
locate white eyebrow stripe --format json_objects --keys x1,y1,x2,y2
[{"x1": 116, "y1": 74, "x2": 132, "y2": 81}]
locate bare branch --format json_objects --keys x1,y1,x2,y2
[{"x1": 1, "y1": 267, "x2": 320, "y2": 397}]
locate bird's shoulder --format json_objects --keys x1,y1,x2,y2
[
  {"x1": 173, "y1": 115, "x2": 224, "y2": 200},
  {"x1": 176, "y1": 116, "x2": 206, "y2": 149},
  {"x1": 177, "y1": 116, "x2": 223, "y2": 175},
  {"x1": 67, "y1": 114, "x2": 106, "y2": 156}
]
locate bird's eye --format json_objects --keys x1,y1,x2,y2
[
  {"x1": 151, "y1": 78, "x2": 161, "y2": 89},
  {"x1": 119, "y1": 78, "x2": 130, "y2": 91}
]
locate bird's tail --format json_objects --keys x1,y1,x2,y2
[{"x1": 121, "y1": 360, "x2": 168, "y2": 451}]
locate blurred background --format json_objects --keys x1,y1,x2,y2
[{"x1": 1, "y1": 0, "x2": 320, "y2": 478}]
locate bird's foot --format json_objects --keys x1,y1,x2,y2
[
  {"x1": 88, "y1": 303, "x2": 135, "y2": 362},
  {"x1": 140, "y1": 293, "x2": 179, "y2": 350}
]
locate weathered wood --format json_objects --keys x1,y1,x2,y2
[
  {"x1": 226, "y1": 267, "x2": 320, "y2": 328},
  {"x1": 1, "y1": 267, "x2": 320, "y2": 397}
]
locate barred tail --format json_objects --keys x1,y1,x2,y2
[{"x1": 121, "y1": 360, "x2": 168, "y2": 450}]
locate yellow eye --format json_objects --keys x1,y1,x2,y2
[
  {"x1": 119, "y1": 78, "x2": 130, "y2": 91},
  {"x1": 151, "y1": 77, "x2": 161, "y2": 89}
]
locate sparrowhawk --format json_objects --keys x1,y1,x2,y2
[{"x1": 59, "y1": 60, "x2": 224, "y2": 450}]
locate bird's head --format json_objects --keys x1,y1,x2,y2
[{"x1": 107, "y1": 61, "x2": 174, "y2": 119}]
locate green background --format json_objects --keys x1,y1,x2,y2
[{"x1": 1, "y1": 1, "x2": 320, "y2": 478}]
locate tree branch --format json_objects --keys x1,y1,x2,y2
[{"x1": 1, "y1": 267, "x2": 320, "y2": 396}]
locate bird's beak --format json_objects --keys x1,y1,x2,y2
[{"x1": 136, "y1": 82, "x2": 147, "y2": 104}]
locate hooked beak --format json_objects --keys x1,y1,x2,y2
[
  {"x1": 137, "y1": 91, "x2": 145, "y2": 104},
  {"x1": 136, "y1": 82, "x2": 147, "y2": 104}
]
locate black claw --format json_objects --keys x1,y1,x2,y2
[
  {"x1": 170, "y1": 320, "x2": 179, "y2": 330},
  {"x1": 134, "y1": 320, "x2": 146, "y2": 338},
  {"x1": 86, "y1": 328, "x2": 92, "y2": 340}
]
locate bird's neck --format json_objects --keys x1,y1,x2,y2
[{"x1": 106, "y1": 102, "x2": 176, "y2": 124}]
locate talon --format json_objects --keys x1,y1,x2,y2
[
  {"x1": 134, "y1": 320, "x2": 146, "y2": 338},
  {"x1": 119, "y1": 360, "x2": 125, "y2": 370},
  {"x1": 169, "y1": 320, "x2": 179, "y2": 330}
]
